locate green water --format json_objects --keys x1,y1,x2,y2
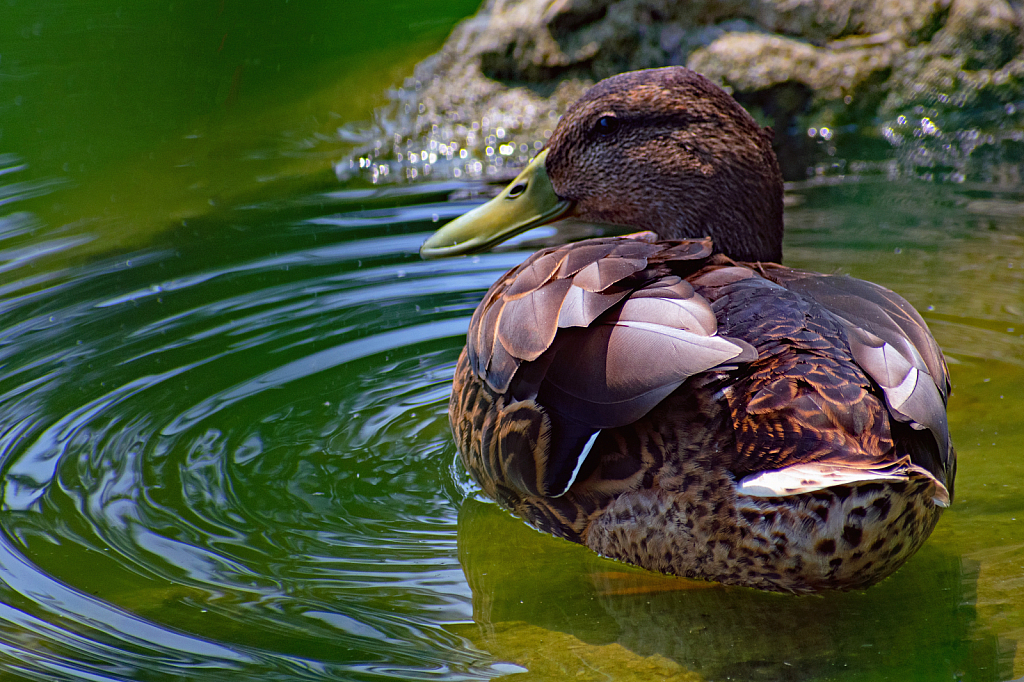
[{"x1": 1, "y1": 2, "x2": 1023, "y2": 681}]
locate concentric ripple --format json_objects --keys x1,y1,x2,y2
[{"x1": 0, "y1": 178, "x2": 539, "y2": 681}]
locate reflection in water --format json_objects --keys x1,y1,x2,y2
[{"x1": 457, "y1": 498, "x2": 1008, "y2": 682}]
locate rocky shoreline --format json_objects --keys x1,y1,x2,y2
[{"x1": 338, "y1": 0, "x2": 1024, "y2": 184}]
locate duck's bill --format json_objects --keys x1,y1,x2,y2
[{"x1": 419, "y1": 149, "x2": 575, "y2": 259}]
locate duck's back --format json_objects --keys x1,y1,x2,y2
[
  {"x1": 696, "y1": 264, "x2": 952, "y2": 488},
  {"x1": 450, "y1": 235, "x2": 954, "y2": 592}
]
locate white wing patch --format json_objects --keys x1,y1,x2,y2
[
  {"x1": 736, "y1": 460, "x2": 950, "y2": 507},
  {"x1": 552, "y1": 430, "x2": 601, "y2": 498}
]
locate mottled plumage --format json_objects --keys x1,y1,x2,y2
[{"x1": 423, "y1": 67, "x2": 955, "y2": 593}]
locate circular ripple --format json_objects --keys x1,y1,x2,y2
[{"x1": 0, "y1": 185, "x2": 520, "y2": 680}]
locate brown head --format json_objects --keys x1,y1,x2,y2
[{"x1": 421, "y1": 67, "x2": 785, "y2": 263}]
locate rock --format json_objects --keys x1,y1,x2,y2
[
  {"x1": 884, "y1": 0, "x2": 1023, "y2": 111},
  {"x1": 339, "y1": 0, "x2": 1024, "y2": 184},
  {"x1": 941, "y1": 0, "x2": 1021, "y2": 68}
]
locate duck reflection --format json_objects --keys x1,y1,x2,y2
[{"x1": 457, "y1": 497, "x2": 1013, "y2": 681}]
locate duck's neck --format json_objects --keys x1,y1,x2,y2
[
  {"x1": 666, "y1": 171, "x2": 785, "y2": 264},
  {"x1": 647, "y1": 128, "x2": 786, "y2": 263},
  {"x1": 548, "y1": 120, "x2": 786, "y2": 263},
  {"x1": 571, "y1": 162, "x2": 786, "y2": 264}
]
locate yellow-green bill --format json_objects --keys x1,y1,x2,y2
[{"x1": 419, "y1": 150, "x2": 574, "y2": 259}]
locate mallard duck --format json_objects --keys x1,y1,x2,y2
[{"x1": 420, "y1": 67, "x2": 955, "y2": 593}]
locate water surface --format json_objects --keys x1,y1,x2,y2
[{"x1": 1, "y1": 3, "x2": 1023, "y2": 681}]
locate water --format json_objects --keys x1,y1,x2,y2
[{"x1": 1, "y1": 3, "x2": 1023, "y2": 681}]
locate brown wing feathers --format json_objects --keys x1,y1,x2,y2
[
  {"x1": 696, "y1": 267, "x2": 953, "y2": 498},
  {"x1": 456, "y1": 235, "x2": 953, "y2": 504},
  {"x1": 462, "y1": 236, "x2": 754, "y2": 496},
  {"x1": 703, "y1": 275, "x2": 894, "y2": 476},
  {"x1": 756, "y1": 266, "x2": 954, "y2": 492}
]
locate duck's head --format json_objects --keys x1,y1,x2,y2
[{"x1": 420, "y1": 67, "x2": 784, "y2": 263}]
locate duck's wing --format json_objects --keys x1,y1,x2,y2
[
  {"x1": 464, "y1": 236, "x2": 756, "y2": 497},
  {"x1": 759, "y1": 265, "x2": 955, "y2": 492}
]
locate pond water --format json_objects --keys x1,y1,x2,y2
[{"x1": 1, "y1": 3, "x2": 1023, "y2": 682}]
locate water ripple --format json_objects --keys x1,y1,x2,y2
[
  {"x1": 0, "y1": 181, "x2": 503, "y2": 680},
  {"x1": 0, "y1": 173, "x2": 1020, "y2": 680}
]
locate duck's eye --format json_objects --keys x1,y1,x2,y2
[
  {"x1": 593, "y1": 115, "x2": 619, "y2": 136},
  {"x1": 507, "y1": 181, "x2": 527, "y2": 198}
]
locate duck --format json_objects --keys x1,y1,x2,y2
[{"x1": 419, "y1": 66, "x2": 955, "y2": 593}]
